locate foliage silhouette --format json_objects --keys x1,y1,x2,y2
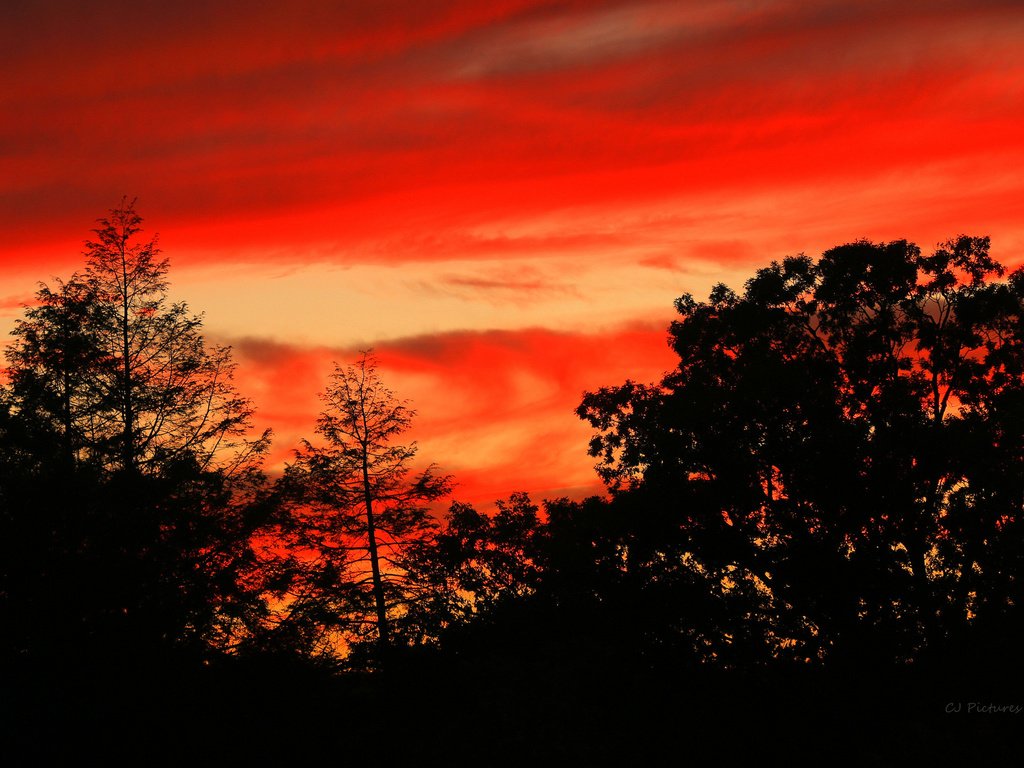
[
  {"x1": 402, "y1": 492, "x2": 546, "y2": 644},
  {"x1": 578, "y1": 236, "x2": 1024, "y2": 666},
  {"x1": 266, "y1": 351, "x2": 451, "y2": 664},
  {"x1": 1, "y1": 200, "x2": 271, "y2": 664},
  {"x1": 404, "y1": 490, "x2": 766, "y2": 669}
]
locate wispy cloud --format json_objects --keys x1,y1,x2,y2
[
  {"x1": 2, "y1": 0, "x2": 1021, "y2": 263},
  {"x1": 227, "y1": 322, "x2": 675, "y2": 503}
]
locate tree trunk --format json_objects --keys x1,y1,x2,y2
[
  {"x1": 119, "y1": 236, "x2": 135, "y2": 474},
  {"x1": 362, "y1": 453, "x2": 390, "y2": 653}
]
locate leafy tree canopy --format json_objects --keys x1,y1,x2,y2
[{"x1": 578, "y1": 236, "x2": 1024, "y2": 664}]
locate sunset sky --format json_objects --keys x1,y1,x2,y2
[{"x1": 2, "y1": 0, "x2": 1022, "y2": 504}]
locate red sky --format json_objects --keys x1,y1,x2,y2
[{"x1": 2, "y1": 0, "x2": 1023, "y2": 504}]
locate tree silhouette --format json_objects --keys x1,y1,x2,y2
[
  {"x1": 271, "y1": 351, "x2": 451, "y2": 662},
  {"x1": 403, "y1": 489, "x2": 757, "y2": 667},
  {"x1": 80, "y1": 200, "x2": 265, "y2": 475},
  {"x1": 4, "y1": 277, "x2": 103, "y2": 472},
  {"x1": 401, "y1": 493, "x2": 546, "y2": 644},
  {"x1": 1, "y1": 199, "x2": 271, "y2": 662},
  {"x1": 578, "y1": 236, "x2": 1024, "y2": 665}
]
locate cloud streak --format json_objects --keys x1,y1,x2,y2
[
  {"x1": 229, "y1": 323, "x2": 676, "y2": 503},
  {"x1": 2, "y1": 0, "x2": 1021, "y2": 263}
]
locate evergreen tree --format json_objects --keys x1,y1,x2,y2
[
  {"x1": 1, "y1": 199, "x2": 271, "y2": 662},
  {"x1": 80, "y1": 200, "x2": 262, "y2": 475},
  {"x1": 272, "y1": 351, "x2": 450, "y2": 662}
]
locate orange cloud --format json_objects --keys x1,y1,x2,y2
[{"x1": 229, "y1": 323, "x2": 677, "y2": 504}]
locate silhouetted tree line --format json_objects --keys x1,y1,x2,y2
[
  {"x1": 577, "y1": 237, "x2": 1024, "y2": 669},
  {"x1": 2, "y1": 202, "x2": 1021, "y2": 760}
]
